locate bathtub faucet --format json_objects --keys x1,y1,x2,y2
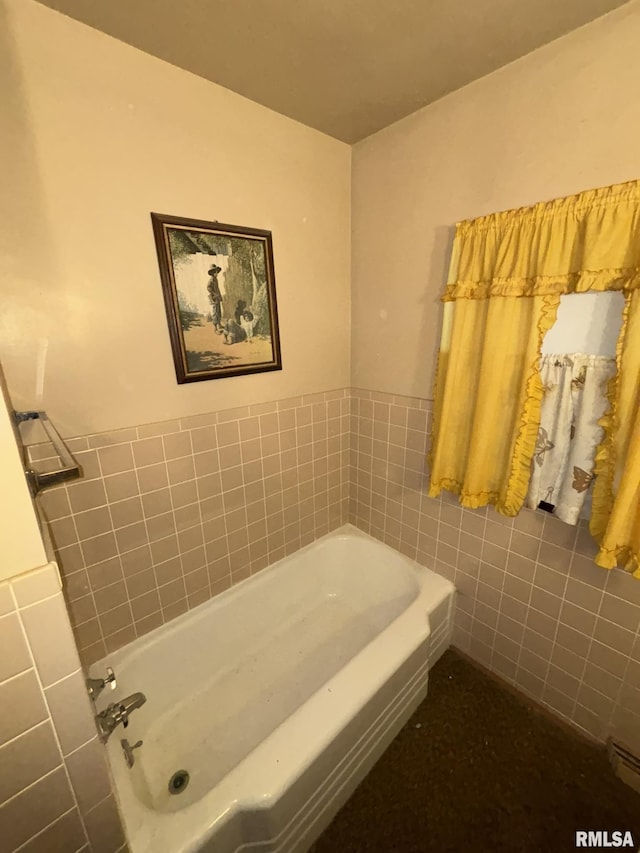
[{"x1": 95, "y1": 692, "x2": 147, "y2": 743}]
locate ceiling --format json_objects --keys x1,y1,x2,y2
[{"x1": 36, "y1": 0, "x2": 629, "y2": 143}]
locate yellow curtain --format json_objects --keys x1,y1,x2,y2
[
  {"x1": 591, "y1": 290, "x2": 640, "y2": 576},
  {"x1": 429, "y1": 181, "x2": 640, "y2": 559},
  {"x1": 429, "y1": 292, "x2": 559, "y2": 514}
]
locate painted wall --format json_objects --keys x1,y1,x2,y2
[
  {"x1": 0, "y1": 0, "x2": 351, "y2": 438},
  {"x1": 351, "y1": 1, "x2": 640, "y2": 397}
]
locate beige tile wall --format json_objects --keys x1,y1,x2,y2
[
  {"x1": 30, "y1": 391, "x2": 350, "y2": 666},
  {"x1": 349, "y1": 387, "x2": 640, "y2": 748},
  {"x1": 26, "y1": 384, "x2": 638, "y2": 755},
  {"x1": 0, "y1": 565, "x2": 126, "y2": 853}
]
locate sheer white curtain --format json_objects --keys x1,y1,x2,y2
[{"x1": 526, "y1": 354, "x2": 616, "y2": 525}]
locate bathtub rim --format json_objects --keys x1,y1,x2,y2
[
  {"x1": 96, "y1": 524, "x2": 455, "y2": 853},
  {"x1": 90, "y1": 523, "x2": 422, "y2": 680}
]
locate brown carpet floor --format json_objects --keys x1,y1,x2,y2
[{"x1": 312, "y1": 649, "x2": 640, "y2": 853}]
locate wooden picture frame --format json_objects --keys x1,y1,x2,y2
[{"x1": 151, "y1": 212, "x2": 282, "y2": 384}]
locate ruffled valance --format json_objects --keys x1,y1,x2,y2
[{"x1": 442, "y1": 180, "x2": 640, "y2": 302}]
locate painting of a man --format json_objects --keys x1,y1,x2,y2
[{"x1": 206, "y1": 262, "x2": 224, "y2": 334}]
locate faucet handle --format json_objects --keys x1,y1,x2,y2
[
  {"x1": 86, "y1": 667, "x2": 117, "y2": 701},
  {"x1": 121, "y1": 738, "x2": 143, "y2": 768}
]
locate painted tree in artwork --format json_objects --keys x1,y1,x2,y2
[
  {"x1": 250, "y1": 259, "x2": 271, "y2": 337},
  {"x1": 221, "y1": 238, "x2": 271, "y2": 335},
  {"x1": 168, "y1": 229, "x2": 224, "y2": 263},
  {"x1": 177, "y1": 293, "x2": 202, "y2": 331},
  {"x1": 168, "y1": 228, "x2": 272, "y2": 335}
]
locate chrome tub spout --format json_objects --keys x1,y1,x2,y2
[{"x1": 95, "y1": 692, "x2": 146, "y2": 743}]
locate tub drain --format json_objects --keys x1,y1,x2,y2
[{"x1": 168, "y1": 770, "x2": 190, "y2": 795}]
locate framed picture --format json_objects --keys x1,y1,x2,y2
[{"x1": 151, "y1": 212, "x2": 282, "y2": 383}]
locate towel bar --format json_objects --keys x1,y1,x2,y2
[{"x1": 14, "y1": 410, "x2": 82, "y2": 495}]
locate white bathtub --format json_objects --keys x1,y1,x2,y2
[{"x1": 92, "y1": 524, "x2": 455, "y2": 853}]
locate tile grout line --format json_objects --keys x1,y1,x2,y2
[
  {"x1": 0, "y1": 717, "x2": 50, "y2": 752},
  {"x1": 69, "y1": 484, "x2": 109, "y2": 655},
  {"x1": 158, "y1": 434, "x2": 193, "y2": 622},
  {"x1": 96, "y1": 449, "x2": 137, "y2": 651},
  {"x1": 542, "y1": 521, "x2": 586, "y2": 724},
  {"x1": 564, "y1": 546, "x2": 606, "y2": 726},
  {"x1": 159, "y1": 439, "x2": 189, "y2": 620},
  {"x1": 9, "y1": 584, "x2": 92, "y2": 851},
  {"x1": 0, "y1": 762, "x2": 65, "y2": 811},
  {"x1": 12, "y1": 805, "x2": 79, "y2": 853}
]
